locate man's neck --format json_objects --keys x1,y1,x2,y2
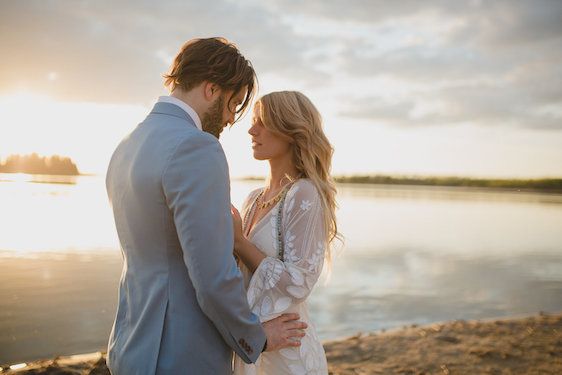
[{"x1": 170, "y1": 89, "x2": 205, "y2": 121}]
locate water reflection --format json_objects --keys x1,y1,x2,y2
[
  {"x1": 0, "y1": 173, "x2": 78, "y2": 185},
  {"x1": 3, "y1": 248, "x2": 560, "y2": 364},
  {"x1": 337, "y1": 183, "x2": 562, "y2": 205},
  {"x1": 0, "y1": 251, "x2": 121, "y2": 364},
  {"x1": 310, "y1": 250, "x2": 562, "y2": 339},
  {"x1": 0, "y1": 174, "x2": 116, "y2": 252},
  {"x1": 1, "y1": 176, "x2": 561, "y2": 364}
]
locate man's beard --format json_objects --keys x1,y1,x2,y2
[{"x1": 202, "y1": 95, "x2": 225, "y2": 139}]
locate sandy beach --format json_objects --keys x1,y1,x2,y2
[
  {"x1": 325, "y1": 312, "x2": 562, "y2": 374},
  {"x1": 1, "y1": 312, "x2": 560, "y2": 375}
]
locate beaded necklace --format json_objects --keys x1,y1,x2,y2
[{"x1": 242, "y1": 183, "x2": 293, "y2": 260}]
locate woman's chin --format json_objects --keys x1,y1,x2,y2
[{"x1": 252, "y1": 151, "x2": 267, "y2": 161}]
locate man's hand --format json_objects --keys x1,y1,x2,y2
[{"x1": 262, "y1": 313, "x2": 307, "y2": 351}]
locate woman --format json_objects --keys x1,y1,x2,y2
[{"x1": 232, "y1": 91, "x2": 339, "y2": 374}]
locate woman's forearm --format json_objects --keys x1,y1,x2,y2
[{"x1": 235, "y1": 237, "x2": 267, "y2": 273}]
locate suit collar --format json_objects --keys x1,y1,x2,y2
[{"x1": 149, "y1": 102, "x2": 199, "y2": 130}]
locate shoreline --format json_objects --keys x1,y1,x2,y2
[
  {"x1": 239, "y1": 175, "x2": 562, "y2": 194},
  {"x1": 2, "y1": 312, "x2": 561, "y2": 374},
  {"x1": 2, "y1": 172, "x2": 562, "y2": 194}
]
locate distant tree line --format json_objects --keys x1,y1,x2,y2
[
  {"x1": 334, "y1": 175, "x2": 562, "y2": 192},
  {"x1": 0, "y1": 153, "x2": 79, "y2": 175}
]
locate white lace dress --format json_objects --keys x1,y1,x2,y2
[{"x1": 233, "y1": 179, "x2": 328, "y2": 375}]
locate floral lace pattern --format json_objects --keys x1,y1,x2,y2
[{"x1": 234, "y1": 179, "x2": 328, "y2": 374}]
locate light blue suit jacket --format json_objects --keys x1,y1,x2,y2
[{"x1": 105, "y1": 102, "x2": 266, "y2": 374}]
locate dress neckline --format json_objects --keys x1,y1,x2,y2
[
  {"x1": 244, "y1": 180, "x2": 300, "y2": 238},
  {"x1": 243, "y1": 188, "x2": 281, "y2": 239}
]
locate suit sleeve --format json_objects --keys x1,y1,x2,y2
[{"x1": 162, "y1": 134, "x2": 266, "y2": 363}]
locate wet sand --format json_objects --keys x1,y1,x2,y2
[
  {"x1": 2, "y1": 312, "x2": 561, "y2": 374},
  {"x1": 325, "y1": 312, "x2": 562, "y2": 374}
]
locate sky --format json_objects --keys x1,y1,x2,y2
[{"x1": 0, "y1": 0, "x2": 561, "y2": 178}]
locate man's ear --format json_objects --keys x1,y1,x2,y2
[{"x1": 203, "y1": 82, "x2": 220, "y2": 101}]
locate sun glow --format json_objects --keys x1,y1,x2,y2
[
  {"x1": 1, "y1": 91, "x2": 561, "y2": 180},
  {"x1": 0, "y1": 92, "x2": 148, "y2": 175}
]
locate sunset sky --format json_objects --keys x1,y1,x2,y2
[{"x1": 1, "y1": 0, "x2": 561, "y2": 178}]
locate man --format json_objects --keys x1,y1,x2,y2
[{"x1": 106, "y1": 37, "x2": 306, "y2": 374}]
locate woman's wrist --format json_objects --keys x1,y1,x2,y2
[
  {"x1": 234, "y1": 235, "x2": 247, "y2": 253},
  {"x1": 235, "y1": 237, "x2": 267, "y2": 273}
]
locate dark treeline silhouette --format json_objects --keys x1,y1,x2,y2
[
  {"x1": 241, "y1": 175, "x2": 562, "y2": 192},
  {"x1": 334, "y1": 175, "x2": 562, "y2": 192},
  {"x1": 0, "y1": 153, "x2": 79, "y2": 175}
]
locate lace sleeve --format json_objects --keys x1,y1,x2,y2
[{"x1": 246, "y1": 179, "x2": 326, "y2": 321}]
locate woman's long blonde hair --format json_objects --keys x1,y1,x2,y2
[{"x1": 256, "y1": 91, "x2": 341, "y2": 266}]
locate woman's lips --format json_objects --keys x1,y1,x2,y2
[{"x1": 251, "y1": 141, "x2": 261, "y2": 148}]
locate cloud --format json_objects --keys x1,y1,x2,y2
[
  {"x1": 0, "y1": 0, "x2": 323, "y2": 104},
  {"x1": 450, "y1": 0, "x2": 562, "y2": 49},
  {"x1": 341, "y1": 53, "x2": 562, "y2": 130},
  {"x1": 328, "y1": 0, "x2": 562, "y2": 130},
  {"x1": 0, "y1": 0, "x2": 560, "y2": 131},
  {"x1": 341, "y1": 54, "x2": 562, "y2": 130}
]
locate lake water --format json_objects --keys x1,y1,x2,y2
[{"x1": 1, "y1": 173, "x2": 562, "y2": 365}]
